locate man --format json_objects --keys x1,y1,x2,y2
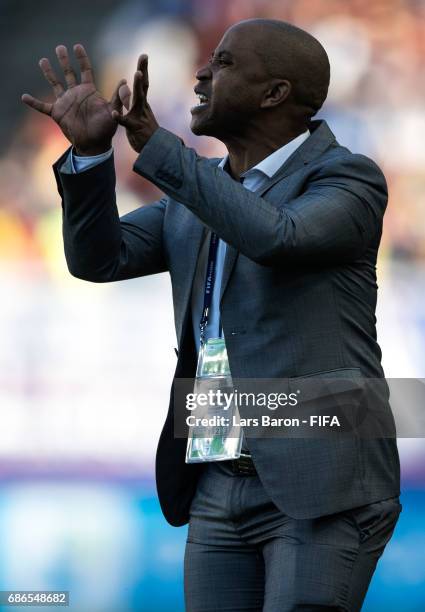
[{"x1": 23, "y1": 18, "x2": 401, "y2": 612}]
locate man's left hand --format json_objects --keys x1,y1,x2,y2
[{"x1": 113, "y1": 54, "x2": 159, "y2": 153}]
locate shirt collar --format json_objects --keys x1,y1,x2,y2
[{"x1": 218, "y1": 129, "x2": 310, "y2": 179}]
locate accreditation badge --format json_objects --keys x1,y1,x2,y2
[{"x1": 185, "y1": 337, "x2": 242, "y2": 463}]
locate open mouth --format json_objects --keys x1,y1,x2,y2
[{"x1": 191, "y1": 93, "x2": 210, "y2": 113}]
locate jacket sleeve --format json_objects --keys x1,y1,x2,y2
[
  {"x1": 133, "y1": 128, "x2": 388, "y2": 266},
  {"x1": 53, "y1": 148, "x2": 168, "y2": 282}
]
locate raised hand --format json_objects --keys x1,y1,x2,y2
[
  {"x1": 112, "y1": 54, "x2": 159, "y2": 153},
  {"x1": 22, "y1": 44, "x2": 131, "y2": 156}
]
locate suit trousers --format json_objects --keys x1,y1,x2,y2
[{"x1": 184, "y1": 460, "x2": 401, "y2": 612}]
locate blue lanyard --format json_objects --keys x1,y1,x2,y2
[{"x1": 199, "y1": 232, "x2": 219, "y2": 344}]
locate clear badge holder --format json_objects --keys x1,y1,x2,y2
[{"x1": 185, "y1": 337, "x2": 242, "y2": 463}]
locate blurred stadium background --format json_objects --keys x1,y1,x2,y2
[{"x1": 1, "y1": 0, "x2": 425, "y2": 610}]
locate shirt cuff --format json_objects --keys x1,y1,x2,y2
[{"x1": 70, "y1": 148, "x2": 113, "y2": 173}]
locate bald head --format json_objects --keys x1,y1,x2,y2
[
  {"x1": 191, "y1": 18, "x2": 331, "y2": 142},
  {"x1": 231, "y1": 19, "x2": 330, "y2": 121}
]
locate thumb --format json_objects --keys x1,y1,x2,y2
[
  {"x1": 110, "y1": 79, "x2": 130, "y2": 113},
  {"x1": 119, "y1": 83, "x2": 131, "y2": 110}
]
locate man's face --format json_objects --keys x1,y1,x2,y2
[{"x1": 190, "y1": 25, "x2": 269, "y2": 138}]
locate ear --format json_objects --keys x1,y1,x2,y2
[{"x1": 261, "y1": 79, "x2": 291, "y2": 109}]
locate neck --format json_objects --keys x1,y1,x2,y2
[{"x1": 222, "y1": 121, "x2": 307, "y2": 179}]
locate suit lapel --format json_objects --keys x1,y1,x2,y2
[
  {"x1": 257, "y1": 119, "x2": 337, "y2": 197},
  {"x1": 175, "y1": 215, "x2": 206, "y2": 343},
  {"x1": 218, "y1": 120, "x2": 336, "y2": 303},
  {"x1": 220, "y1": 244, "x2": 238, "y2": 302},
  {"x1": 178, "y1": 213, "x2": 237, "y2": 311},
  {"x1": 256, "y1": 149, "x2": 308, "y2": 197}
]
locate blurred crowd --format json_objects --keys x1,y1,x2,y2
[{"x1": 2, "y1": 0, "x2": 425, "y2": 276}]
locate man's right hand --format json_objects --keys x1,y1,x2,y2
[{"x1": 22, "y1": 44, "x2": 131, "y2": 156}]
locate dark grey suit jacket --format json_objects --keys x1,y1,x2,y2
[{"x1": 54, "y1": 119, "x2": 400, "y2": 526}]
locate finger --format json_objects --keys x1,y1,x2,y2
[
  {"x1": 112, "y1": 110, "x2": 132, "y2": 128},
  {"x1": 21, "y1": 93, "x2": 53, "y2": 116},
  {"x1": 137, "y1": 54, "x2": 149, "y2": 97},
  {"x1": 112, "y1": 109, "x2": 125, "y2": 124},
  {"x1": 55, "y1": 45, "x2": 77, "y2": 88},
  {"x1": 109, "y1": 79, "x2": 129, "y2": 113},
  {"x1": 119, "y1": 83, "x2": 131, "y2": 110},
  {"x1": 39, "y1": 57, "x2": 64, "y2": 98},
  {"x1": 73, "y1": 43, "x2": 94, "y2": 84},
  {"x1": 131, "y1": 70, "x2": 146, "y2": 112}
]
